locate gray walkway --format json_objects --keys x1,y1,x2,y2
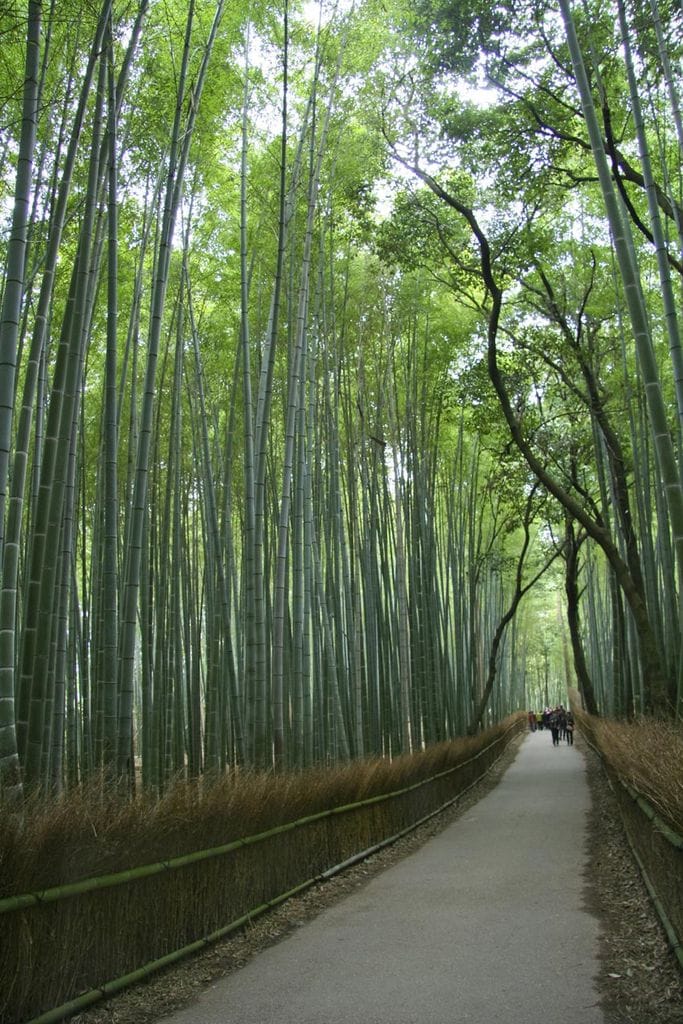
[{"x1": 161, "y1": 732, "x2": 604, "y2": 1024}]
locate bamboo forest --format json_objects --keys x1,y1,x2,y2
[{"x1": 0, "y1": 0, "x2": 682, "y2": 800}]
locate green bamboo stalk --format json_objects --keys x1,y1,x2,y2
[
  {"x1": 646, "y1": 0, "x2": 683, "y2": 161},
  {"x1": 239, "y1": 23, "x2": 258, "y2": 766},
  {"x1": 616, "y1": 0, "x2": 683, "y2": 434},
  {"x1": 101, "y1": 16, "x2": 119, "y2": 776},
  {"x1": 19, "y1": 45, "x2": 109, "y2": 788},
  {"x1": 560, "y1": 0, "x2": 683, "y2": 707},
  {"x1": 388, "y1": 368, "x2": 412, "y2": 752},
  {"x1": 251, "y1": 0, "x2": 292, "y2": 766},
  {"x1": 0, "y1": 2, "x2": 79, "y2": 796},
  {"x1": 187, "y1": 282, "x2": 243, "y2": 770},
  {"x1": 117, "y1": 1, "x2": 195, "y2": 780},
  {"x1": 0, "y1": 7, "x2": 41, "y2": 794},
  {"x1": 272, "y1": 25, "x2": 339, "y2": 766},
  {"x1": 469, "y1": 488, "x2": 562, "y2": 733},
  {"x1": 0, "y1": 0, "x2": 41, "y2": 558},
  {"x1": 118, "y1": 1, "x2": 225, "y2": 780},
  {"x1": 170, "y1": 449, "x2": 186, "y2": 779},
  {"x1": 153, "y1": 289, "x2": 184, "y2": 790},
  {"x1": 182, "y1": 489, "x2": 202, "y2": 777}
]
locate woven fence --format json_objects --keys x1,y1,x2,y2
[
  {"x1": 574, "y1": 707, "x2": 683, "y2": 972},
  {"x1": 1, "y1": 717, "x2": 524, "y2": 1024},
  {"x1": 604, "y1": 767, "x2": 683, "y2": 962}
]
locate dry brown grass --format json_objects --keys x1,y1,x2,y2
[
  {"x1": 0, "y1": 715, "x2": 522, "y2": 900},
  {"x1": 573, "y1": 706, "x2": 683, "y2": 836}
]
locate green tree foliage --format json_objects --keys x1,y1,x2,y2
[
  {"x1": 379, "y1": 0, "x2": 683, "y2": 716},
  {"x1": 1, "y1": 0, "x2": 678, "y2": 797}
]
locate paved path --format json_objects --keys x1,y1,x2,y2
[{"x1": 161, "y1": 732, "x2": 604, "y2": 1024}]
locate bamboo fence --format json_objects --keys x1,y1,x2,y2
[{"x1": 1, "y1": 718, "x2": 525, "y2": 1023}]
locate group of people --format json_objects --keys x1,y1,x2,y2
[{"x1": 527, "y1": 706, "x2": 575, "y2": 746}]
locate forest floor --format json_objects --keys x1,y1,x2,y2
[{"x1": 73, "y1": 732, "x2": 682, "y2": 1024}]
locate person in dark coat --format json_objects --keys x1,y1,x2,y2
[
  {"x1": 557, "y1": 705, "x2": 567, "y2": 741},
  {"x1": 549, "y1": 709, "x2": 561, "y2": 746}
]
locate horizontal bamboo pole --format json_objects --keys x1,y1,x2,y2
[
  {"x1": 1, "y1": 720, "x2": 520, "y2": 916},
  {"x1": 618, "y1": 820, "x2": 683, "y2": 971},
  {"x1": 23, "y1": 879, "x2": 318, "y2": 1024},
  {"x1": 620, "y1": 780, "x2": 683, "y2": 850},
  {"x1": 578, "y1": 729, "x2": 683, "y2": 850}
]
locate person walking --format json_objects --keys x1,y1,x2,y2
[
  {"x1": 557, "y1": 705, "x2": 567, "y2": 741},
  {"x1": 549, "y1": 708, "x2": 561, "y2": 747}
]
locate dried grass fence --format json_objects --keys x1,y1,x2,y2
[
  {"x1": 0, "y1": 715, "x2": 525, "y2": 1024},
  {"x1": 572, "y1": 699, "x2": 683, "y2": 973}
]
